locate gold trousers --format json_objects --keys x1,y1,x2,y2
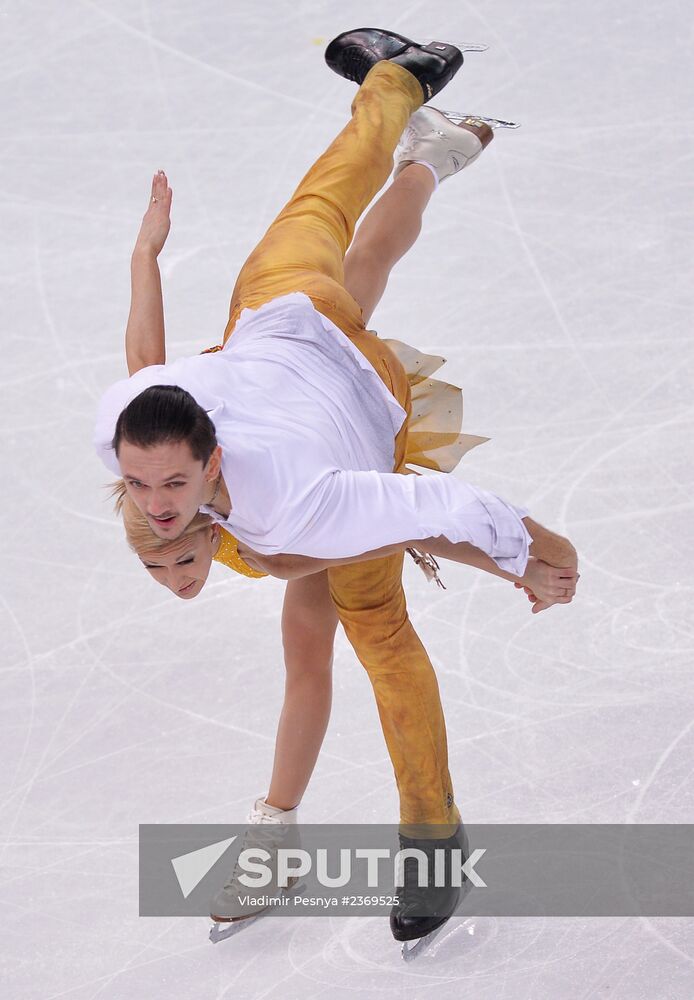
[{"x1": 223, "y1": 61, "x2": 460, "y2": 835}]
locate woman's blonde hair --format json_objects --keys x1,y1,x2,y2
[{"x1": 110, "y1": 479, "x2": 214, "y2": 553}]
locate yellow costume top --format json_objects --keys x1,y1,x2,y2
[
  {"x1": 213, "y1": 526, "x2": 269, "y2": 578},
  {"x1": 207, "y1": 337, "x2": 488, "y2": 588}
]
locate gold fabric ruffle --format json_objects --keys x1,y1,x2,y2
[
  {"x1": 383, "y1": 337, "x2": 489, "y2": 589},
  {"x1": 382, "y1": 337, "x2": 489, "y2": 474}
]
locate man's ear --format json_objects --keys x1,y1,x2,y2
[{"x1": 206, "y1": 445, "x2": 222, "y2": 480}]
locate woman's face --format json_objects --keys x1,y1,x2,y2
[{"x1": 137, "y1": 525, "x2": 217, "y2": 600}]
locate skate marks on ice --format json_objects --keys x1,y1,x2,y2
[{"x1": 327, "y1": 911, "x2": 489, "y2": 968}]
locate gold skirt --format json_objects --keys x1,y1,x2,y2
[
  {"x1": 383, "y1": 338, "x2": 488, "y2": 475},
  {"x1": 214, "y1": 338, "x2": 488, "y2": 582}
]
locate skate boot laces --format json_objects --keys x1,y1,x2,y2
[
  {"x1": 247, "y1": 803, "x2": 290, "y2": 824},
  {"x1": 221, "y1": 813, "x2": 293, "y2": 892}
]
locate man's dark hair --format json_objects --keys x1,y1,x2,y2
[{"x1": 112, "y1": 385, "x2": 218, "y2": 465}]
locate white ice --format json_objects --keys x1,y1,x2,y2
[{"x1": 1, "y1": 1, "x2": 693, "y2": 997}]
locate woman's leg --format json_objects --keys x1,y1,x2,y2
[
  {"x1": 344, "y1": 164, "x2": 435, "y2": 326},
  {"x1": 264, "y1": 571, "x2": 339, "y2": 810}
]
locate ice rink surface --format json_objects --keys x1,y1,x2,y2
[{"x1": 2, "y1": 1, "x2": 693, "y2": 996}]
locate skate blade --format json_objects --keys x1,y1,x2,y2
[
  {"x1": 399, "y1": 878, "x2": 474, "y2": 961},
  {"x1": 208, "y1": 880, "x2": 307, "y2": 944},
  {"x1": 209, "y1": 914, "x2": 260, "y2": 943},
  {"x1": 440, "y1": 111, "x2": 521, "y2": 130},
  {"x1": 400, "y1": 920, "x2": 448, "y2": 961},
  {"x1": 452, "y1": 42, "x2": 489, "y2": 53}
]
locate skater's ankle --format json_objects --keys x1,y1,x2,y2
[
  {"x1": 264, "y1": 796, "x2": 300, "y2": 812},
  {"x1": 406, "y1": 160, "x2": 439, "y2": 191}
]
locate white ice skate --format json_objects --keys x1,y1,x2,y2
[
  {"x1": 209, "y1": 795, "x2": 301, "y2": 944},
  {"x1": 394, "y1": 107, "x2": 520, "y2": 183}
]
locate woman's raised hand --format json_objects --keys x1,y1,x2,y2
[{"x1": 135, "y1": 170, "x2": 172, "y2": 257}]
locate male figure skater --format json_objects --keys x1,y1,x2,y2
[{"x1": 94, "y1": 28, "x2": 579, "y2": 946}]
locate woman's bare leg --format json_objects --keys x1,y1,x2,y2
[
  {"x1": 343, "y1": 163, "x2": 435, "y2": 326},
  {"x1": 265, "y1": 571, "x2": 339, "y2": 810}
]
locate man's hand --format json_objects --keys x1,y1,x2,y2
[
  {"x1": 135, "y1": 170, "x2": 172, "y2": 258},
  {"x1": 515, "y1": 556, "x2": 580, "y2": 614}
]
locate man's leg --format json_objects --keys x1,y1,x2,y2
[
  {"x1": 327, "y1": 551, "x2": 461, "y2": 837},
  {"x1": 221, "y1": 60, "x2": 422, "y2": 345},
  {"x1": 219, "y1": 59, "x2": 460, "y2": 835},
  {"x1": 327, "y1": 357, "x2": 461, "y2": 837}
]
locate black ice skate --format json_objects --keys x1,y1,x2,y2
[
  {"x1": 390, "y1": 821, "x2": 473, "y2": 961},
  {"x1": 325, "y1": 27, "x2": 466, "y2": 102}
]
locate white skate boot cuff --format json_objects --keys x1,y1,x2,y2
[{"x1": 412, "y1": 160, "x2": 440, "y2": 189}]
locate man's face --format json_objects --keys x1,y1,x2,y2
[{"x1": 119, "y1": 439, "x2": 218, "y2": 540}]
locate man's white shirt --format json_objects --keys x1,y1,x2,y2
[{"x1": 94, "y1": 293, "x2": 531, "y2": 573}]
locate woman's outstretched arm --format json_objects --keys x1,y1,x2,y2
[
  {"x1": 239, "y1": 515, "x2": 579, "y2": 613},
  {"x1": 125, "y1": 171, "x2": 172, "y2": 375}
]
